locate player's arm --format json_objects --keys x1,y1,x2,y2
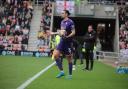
[
  {"x1": 50, "y1": 29, "x2": 61, "y2": 35},
  {"x1": 66, "y1": 28, "x2": 75, "y2": 38},
  {"x1": 66, "y1": 22, "x2": 75, "y2": 38},
  {"x1": 50, "y1": 31, "x2": 59, "y2": 35}
]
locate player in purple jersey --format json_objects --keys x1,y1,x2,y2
[{"x1": 53, "y1": 10, "x2": 75, "y2": 79}]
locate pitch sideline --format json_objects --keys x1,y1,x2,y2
[{"x1": 17, "y1": 62, "x2": 56, "y2": 89}]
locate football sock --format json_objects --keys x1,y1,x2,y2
[
  {"x1": 69, "y1": 62, "x2": 72, "y2": 75},
  {"x1": 55, "y1": 57, "x2": 63, "y2": 70}
]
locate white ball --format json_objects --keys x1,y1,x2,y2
[{"x1": 59, "y1": 30, "x2": 66, "y2": 36}]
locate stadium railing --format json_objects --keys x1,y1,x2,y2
[{"x1": 96, "y1": 51, "x2": 128, "y2": 63}]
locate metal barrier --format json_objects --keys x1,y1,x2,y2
[
  {"x1": 96, "y1": 51, "x2": 128, "y2": 63},
  {"x1": 88, "y1": 0, "x2": 115, "y2": 5}
]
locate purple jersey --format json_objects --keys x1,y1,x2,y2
[
  {"x1": 61, "y1": 19, "x2": 75, "y2": 37},
  {"x1": 56, "y1": 18, "x2": 75, "y2": 55}
]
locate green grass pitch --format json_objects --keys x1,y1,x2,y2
[{"x1": 0, "y1": 56, "x2": 128, "y2": 89}]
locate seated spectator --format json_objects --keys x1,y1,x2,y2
[
  {"x1": 24, "y1": 19, "x2": 30, "y2": 30},
  {"x1": 3, "y1": 37, "x2": 8, "y2": 50},
  {"x1": 17, "y1": 43, "x2": 21, "y2": 51},
  {"x1": 15, "y1": 23, "x2": 20, "y2": 31},
  {"x1": 27, "y1": 2, "x2": 33, "y2": 11},
  {"x1": 0, "y1": 36, "x2": 3, "y2": 46},
  {"x1": 12, "y1": 44, "x2": 18, "y2": 51},
  {"x1": 38, "y1": 47, "x2": 45, "y2": 52},
  {"x1": 120, "y1": 41, "x2": 126, "y2": 49},
  {"x1": 40, "y1": 20, "x2": 44, "y2": 30},
  {"x1": 22, "y1": 28, "x2": 29, "y2": 35},
  {"x1": 8, "y1": 36, "x2": 14, "y2": 45},
  {"x1": 6, "y1": 17, "x2": 11, "y2": 25},
  {"x1": 13, "y1": 35, "x2": 19, "y2": 44},
  {"x1": 18, "y1": 35, "x2": 22, "y2": 43},
  {"x1": 37, "y1": 38, "x2": 45, "y2": 47},
  {"x1": 22, "y1": 35, "x2": 28, "y2": 44},
  {"x1": 124, "y1": 20, "x2": 128, "y2": 30},
  {"x1": 21, "y1": 44, "x2": 25, "y2": 51},
  {"x1": 38, "y1": 31, "x2": 44, "y2": 38},
  {"x1": 0, "y1": 35, "x2": 4, "y2": 49}
]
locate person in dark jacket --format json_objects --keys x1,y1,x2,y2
[{"x1": 83, "y1": 25, "x2": 96, "y2": 71}]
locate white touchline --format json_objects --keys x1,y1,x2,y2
[{"x1": 17, "y1": 62, "x2": 56, "y2": 89}]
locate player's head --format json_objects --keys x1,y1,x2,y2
[
  {"x1": 88, "y1": 25, "x2": 93, "y2": 32},
  {"x1": 61, "y1": 10, "x2": 70, "y2": 18}
]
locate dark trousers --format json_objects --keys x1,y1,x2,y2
[
  {"x1": 73, "y1": 51, "x2": 83, "y2": 65},
  {"x1": 73, "y1": 51, "x2": 79, "y2": 65},
  {"x1": 85, "y1": 49, "x2": 94, "y2": 70},
  {"x1": 96, "y1": 51, "x2": 99, "y2": 60}
]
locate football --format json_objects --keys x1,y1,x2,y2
[{"x1": 59, "y1": 30, "x2": 66, "y2": 36}]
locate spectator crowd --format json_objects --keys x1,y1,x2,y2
[
  {"x1": 37, "y1": 1, "x2": 52, "y2": 52},
  {"x1": 119, "y1": 4, "x2": 128, "y2": 59},
  {"x1": 0, "y1": 0, "x2": 33, "y2": 51}
]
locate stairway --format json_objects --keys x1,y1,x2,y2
[{"x1": 27, "y1": 6, "x2": 42, "y2": 51}]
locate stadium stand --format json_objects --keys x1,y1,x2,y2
[
  {"x1": 0, "y1": 0, "x2": 33, "y2": 51},
  {"x1": 37, "y1": 1, "x2": 52, "y2": 52},
  {"x1": 119, "y1": 3, "x2": 128, "y2": 59}
]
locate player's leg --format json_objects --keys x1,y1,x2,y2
[
  {"x1": 65, "y1": 47, "x2": 73, "y2": 79},
  {"x1": 66, "y1": 54, "x2": 73, "y2": 79},
  {"x1": 73, "y1": 52, "x2": 77, "y2": 70},
  {"x1": 79, "y1": 52, "x2": 84, "y2": 64},
  {"x1": 53, "y1": 49, "x2": 65, "y2": 78},
  {"x1": 53, "y1": 49, "x2": 63, "y2": 70},
  {"x1": 89, "y1": 50, "x2": 94, "y2": 70},
  {"x1": 53, "y1": 40, "x2": 65, "y2": 78},
  {"x1": 83, "y1": 50, "x2": 89, "y2": 70},
  {"x1": 67, "y1": 55, "x2": 73, "y2": 74}
]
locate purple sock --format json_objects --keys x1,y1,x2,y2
[
  {"x1": 69, "y1": 63, "x2": 72, "y2": 75},
  {"x1": 55, "y1": 58, "x2": 63, "y2": 70}
]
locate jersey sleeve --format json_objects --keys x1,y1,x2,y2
[
  {"x1": 70, "y1": 20, "x2": 75, "y2": 31},
  {"x1": 60, "y1": 21, "x2": 65, "y2": 30}
]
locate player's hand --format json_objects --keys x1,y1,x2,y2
[
  {"x1": 62, "y1": 36, "x2": 68, "y2": 39},
  {"x1": 50, "y1": 32, "x2": 54, "y2": 35}
]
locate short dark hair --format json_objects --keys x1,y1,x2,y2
[{"x1": 63, "y1": 10, "x2": 70, "y2": 16}]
